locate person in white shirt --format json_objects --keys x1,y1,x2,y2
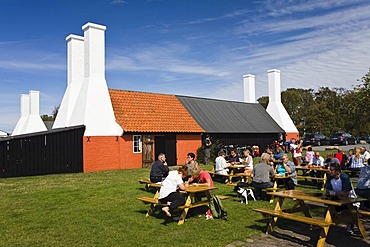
[
  {"x1": 243, "y1": 149, "x2": 253, "y2": 171},
  {"x1": 309, "y1": 152, "x2": 325, "y2": 166},
  {"x1": 290, "y1": 138, "x2": 303, "y2": 165},
  {"x1": 158, "y1": 166, "x2": 188, "y2": 217},
  {"x1": 360, "y1": 146, "x2": 370, "y2": 165},
  {"x1": 215, "y1": 151, "x2": 230, "y2": 175},
  {"x1": 309, "y1": 152, "x2": 325, "y2": 185}
]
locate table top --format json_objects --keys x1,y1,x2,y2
[
  {"x1": 274, "y1": 174, "x2": 293, "y2": 179},
  {"x1": 185, "y1": 184, "x2": 216, "y2": 193},
  {"x1": 229, "y1": 164, "x2": 248, "y2": 168},
  {"x1": 296, "y1": 165, "x2": 328, "y2": 171},
  {"x1": 268, "y1": 189, "x2": 367, "y2": 206}
]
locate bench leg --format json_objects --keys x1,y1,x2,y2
[
  {"x1": 317, "y1": 226, "x2": 329, "y2": 247},
  {"x1": 177, "y1": 195, "x2": 193, "y2": 225},
  {"x1": 146, "y1": 204, "x2": 155, "y2": 217}
]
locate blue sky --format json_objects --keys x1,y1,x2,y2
[{"x1": 1, "y1": 0, "x2": 370, "y2": 132}]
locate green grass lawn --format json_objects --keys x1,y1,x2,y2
[{"x1": 1, "y1": 157, "x2": 334, "y2": 247}]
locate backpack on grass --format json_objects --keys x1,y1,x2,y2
[{"x1": 209, "y1": 195, "x2": 227, "y2": 220}]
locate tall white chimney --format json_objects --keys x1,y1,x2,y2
[
  {"x1": 266, "y1": 69, "x2": 298, "y2": 139},
  {"x1": 243, "y1": 74, "x2": 256, "y2": 103},
  {"x1": 53, "y1": 34, "x2": 84, "y2": 129},
  {"x1": 12, "y1": 94, "x2": 30, "y2": 135},
  {"x1": 68, "y1": 22, "x2": 123, "y2": 136}
]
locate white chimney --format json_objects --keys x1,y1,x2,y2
[
  {"x1": 68, "y1": 22, "x2": 123, "y2": 136},
  {"x1": 13, "y1": 91, "x2": 47, "y2": 135},
  {"x1": 243, "y1": 74, "x2": 256, "y2": 103},
  {"x1": 22, "y1": 90, "x2": 47, "y2": 133},
  {"x1": 12, "y1": 94, "x2": 30, "y2": 135},
  {"x1": 266, "y1": 69, "x2": 298, "y2": 135},
  {"x1": 267, "y1": 69, "x2": 281, "y2": 103},
  {"x1": 53, "y1": 34, "x2": 84, "y2": 129}
]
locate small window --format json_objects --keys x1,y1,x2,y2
[{"x1": 133, "y1": 135, "x2": 142, "y2": 153}]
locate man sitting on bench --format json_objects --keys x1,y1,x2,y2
[{"x1": 251, "y1": 153, "x2": 275, "y2": 200}]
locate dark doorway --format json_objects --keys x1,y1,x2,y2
[{"x1": 154, "y1": 135, "x2": 177, "y2": 166}]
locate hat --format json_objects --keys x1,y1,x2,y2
[{"x1": 329, "y1": 158, "x2": 340, "y2": 166}]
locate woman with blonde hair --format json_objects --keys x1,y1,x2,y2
[{"x1": 350, "y1": 147, "x2": 365, "y2": 168}]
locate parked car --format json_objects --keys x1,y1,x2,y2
[
  {"x1": 329, "y1": 131, "x2": 357, "y2": 145},
  {"x1": 357, "y1": 135, "x2": 370, "y2": 144},
  {"x1": 303, "y1": 133, "x2": 330, "y2": 146}
]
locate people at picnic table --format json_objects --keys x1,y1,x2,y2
[
  {"x1": 227, "y1": 149, "x2": 242, "y2": 164},
  {"x1": 243, "y1": 149, "x2": 253, "y2": 171},
  {"x1": 150, "y1": 153, "x2": 169, "y2": 183},
  {"x1": 274, "y1": 154, "x2": 296, "y2": 190},
  {"x1": 273, "y1": 147, "x2": 284, "y2": 161},
  {"x1": 158, "y1": 166, "x2": 188, "y2": 217},
  {"x1": 305, "y1": 146, "x2": 314, "y2": 164},
  {"x1": 308, "y1": 151, "x2": 325, "y2": 185},
  {"x1": 349, "y1": 147, "x2": 365, "y2": 169},
  {"x1": 184, "y1": 152, "x2": 199, "y2": 181},
  {"x1": 325, "y1": 160, "x2": 357, "y2": 234},
  {"x1": 334, "y1": 148, "x2": 348, "y2": 169},
  {"x1": 215, "y1": 151, "x2": 230, "y2": 175},
  {"x1": 251, "y1": 153, "x2": 275, "y2": 200},
  {"x1": 289, "y1": 138, "x2": 303, "y2": 166},
  {"x1": 355, "y1": 160, "x2": 370, "y2": 211}
]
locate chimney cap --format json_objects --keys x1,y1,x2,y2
[
  {"x1": 66, "y1": 34, "x2": 84, "y2": 42},
  {"x1": 267, "y1": 69, "x2": 281, "y2": 73},
  {"x1": 82, "y1": 22, "x2": 106, "y2": 31},
  {"x1": 243, "y1": 74, "x2": 255, "y2": 78}
]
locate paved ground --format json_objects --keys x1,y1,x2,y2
[
  {"x1": 310, "y1": 143, "x2": 370, "y2": 152},
  {"x1": 226, "y1": 218, "x2": 370, "y2": 247}
]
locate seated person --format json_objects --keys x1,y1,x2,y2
[
  {"x1": 159, "y1": 166, "x2": 188, "y2": 217},
  {"x1": 334, "y1": 148, "x2": 348, "y2": 169},
  {"x1": 273, "y1": 147, "x2": 284, "y2": 161},
  {"x1": 251, "y1": 153, "x2": 275, "y2": 200},
  {"x1": 350, "y1": 147, "x2": 365, "y2": 169},
  {"x1": 355, "y1": 162, "x2": 370, "y2": 211},
  {"x1": 243, "y1": 149, "x2": 253, "y2": 171},
  {"x1": 188, "y1": 167, "x2": 214, "y2": 187},
  {"x1": 150, "y1": 153, "x2": 169, "y2": 183},
  {"x1": 309, "y1": 152, "x2": 325, "y2": 184},
  {"x1": 184, "y1": 152, "x2": 199, "y2": 181},
  {"x1": 305, "y1": 146, "x2": 314, "y2": 164},
  {"x1": 325, "y1": 161, "x2": 357, "y2": 234},
  {"x1": 274, "y1": 154, "x2": 296, "y2": 190},
  {"x1": 228, "y1": 149, "x2": 242, "y2": 164},
  {"x1": 215, "y1": 151, "x2": 230, "y2": 175}
]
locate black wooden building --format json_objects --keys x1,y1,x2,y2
[{"x1": 0, "y1": 125, "x2": 85, "y2": 178}]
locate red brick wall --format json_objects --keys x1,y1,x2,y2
[
  {"x1": 176, "y1": 134, "x2": 202, "y2": 165},
  {"x1": 83, "y1": 134, "x2": 202, "y2": 172},
  {"x1": 83, "y1": 135, "x2": 142, "y2": 172}
]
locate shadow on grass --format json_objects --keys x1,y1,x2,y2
[{"x1": 250, "y1": 218, "x2": 370, "y2": 247}]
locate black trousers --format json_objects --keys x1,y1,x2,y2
[
  {"x1": 150, "y1": 176, "x2": 162, "y2": 183},
  {"x1": 252, "y1": 181, "x2": 273, "y2": 200},
  {"x1": 159, "y1": 192, "x2": 185, "y2": 212}
]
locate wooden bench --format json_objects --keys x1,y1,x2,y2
[
  {"x1": 253, "y1": 208, "x2": 333, "y2": 229},
  {"x1": 296, "y1": 176, "x2": 326, "y2": 181},
  {"x1": 137, "y1": 196, "x2": 210, "y2": 217},
  {"x1": 138, "y1": 178, "x2": 162, "y2": 191},
  {"x1": 358, "y1": 210, "x2": 370, "y2": 218}
]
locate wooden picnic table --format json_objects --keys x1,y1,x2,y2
[
  {"x1": 137, "y1": 184, "x2": 216, "y2": 225},
  {"x1": 295, "y1": 166, "x2": 328, "y2": 191},
  {"x1": 254, "y1": 190, "x2": 368, "y2": 247},
  {"x1": 208, "y1": 164, "x2": 250, "y2": 184}
]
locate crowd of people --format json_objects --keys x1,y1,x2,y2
[{"x1": 148, "y1": 141, "x2": 370, "y2": 227}]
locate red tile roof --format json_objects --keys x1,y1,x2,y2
[{"x1": 109, "y1": 89, "x2": 204, "y2": 133}]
